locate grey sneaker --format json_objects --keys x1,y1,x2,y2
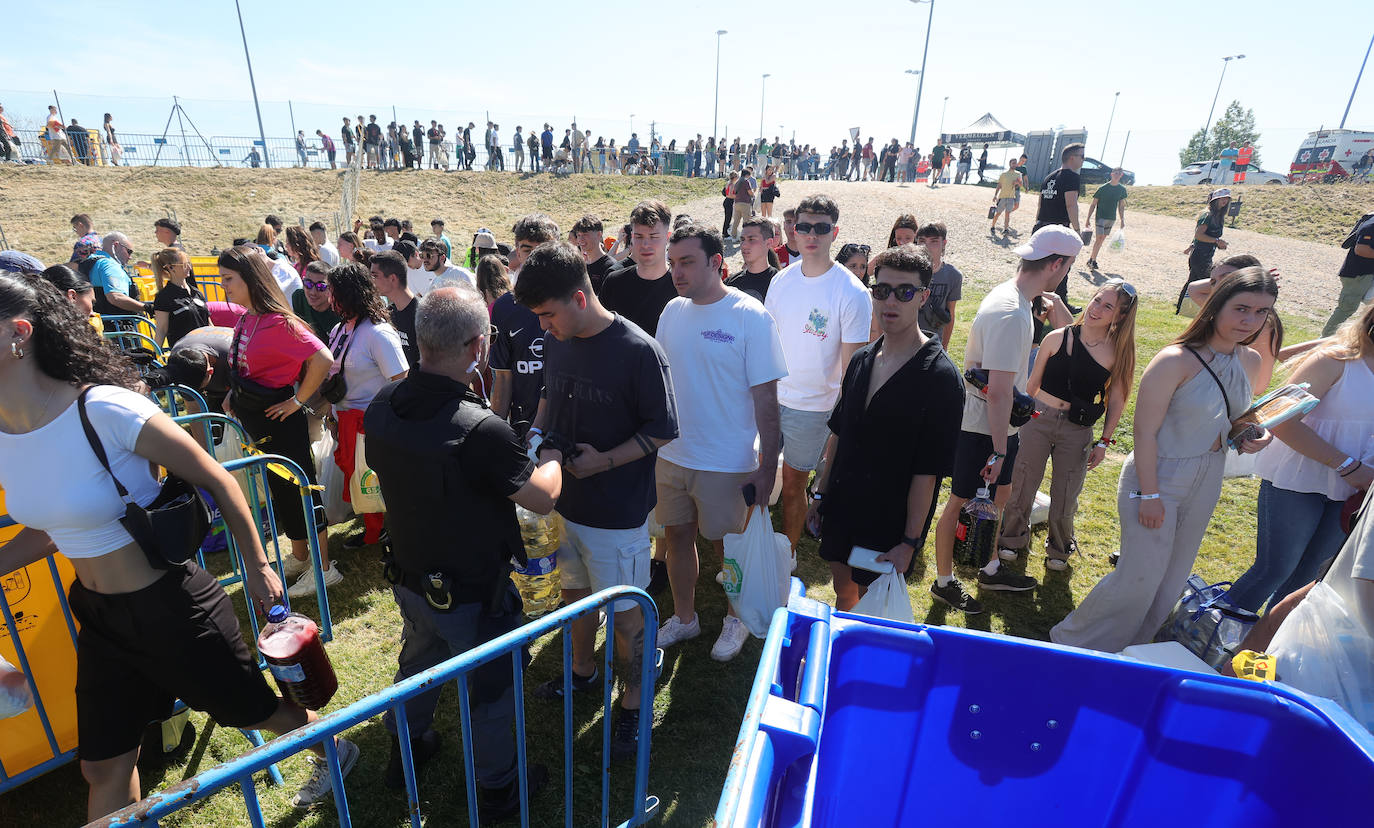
[
  {"x1": 930, "y1": 578, "x2": 984, "y2": 614},
  {"x1": 710, "y1": 616, "x2": 749, "y2": 662},
  {"x1": 976, "y1": 568, "x2": 1038, "y2": 592},
  {"x1": 291, "y1": 737, "x2": 359, "y2": 807},
  {"x1": 657, "y1": 614, "x2": 701, "y2": 648}
]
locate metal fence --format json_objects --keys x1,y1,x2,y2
[{"x1": 94, "y1": 586, "x2": 662, "y2": 828}]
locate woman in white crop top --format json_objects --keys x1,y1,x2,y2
[
  {"x1": 0, "y1": 274, "x2": 356, "y2": 820},
  {"x1": 1228, "y1": 303, "x2": 1374, "y2": 612}
]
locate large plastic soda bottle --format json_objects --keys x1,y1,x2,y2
[
  {"x1": 953, "y1": 487, "x2": 998, "y2": 567},
  {"x1": 512, "y1": 507, "x2": 562, "y2": 617},
  {"x1": 257, "y1": 605, "x2": 338, "y2": 710}
]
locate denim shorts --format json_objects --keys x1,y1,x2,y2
[{"x1": 779, "y1": 405, "x2": 832, "y2": 472}]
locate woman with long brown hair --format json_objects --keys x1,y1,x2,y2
[
  {"x1": 283, "y1": 225, "x2": 320, "y2": 276},
  {"x1": 0, "y1": 274, "x2": 357, "y2": 820},
  {"x1": 886, "y1": 213, "x2": 920, "y2": 249},
  {"x1": 336, "y1": 231, "x2": 369, "y2": 266},
  {"x1": 998, "y1": 279, "x2": 1138, "y2": 570},
  {"x1": 216, "y1": 245, "x2": 340, "y2": 594},
  {"x1": 1052, "y1": 267, "x2": 1277, "y2": 652}
]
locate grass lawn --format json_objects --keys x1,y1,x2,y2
[{"x1": 1124, "y1": 182, "x2": 1369, "y2": 246}]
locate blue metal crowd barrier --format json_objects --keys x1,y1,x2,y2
[
  {"x1": 102, "y1": 330, "x2": 163, "y2": 359},
  {"x1": 0, "y1": 442, "x2": 328, "y2": 794},
  {"x1": 94, "y1": 586, "x2": 662, "y2": 828}
]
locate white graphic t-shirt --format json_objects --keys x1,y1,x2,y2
[{"x1": 764, "y1": 260, "x2": 871, "y2": 412}]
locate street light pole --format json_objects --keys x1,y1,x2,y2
[
  {"x1": 712, "y1": 30, "x2": 728, "y2": 140},
  {"x1": 904, "y1": 69, "x2": 922, "y2": 144},
  {"x1": 1201, "y1": 54, "x2": 1245, "y2": 147},
  {"x1": 759, "y1": 74, "x2": 770, "y2": 143},
  {"x1": 939, "y1": 96, "x2": 949, "y2": 137},
  {"x1": 1101, "y1": 91, "x2": 1120, "y2": 158},
  {"x1": 1340, "y1": 31, "x2": 1373, "y2": 129},
  {"x1": 234, "y1": 0, "x2": 271, "y2": 168},
  {"x1": 908, "y1": 0, "x2": 934, "y2": 144}
]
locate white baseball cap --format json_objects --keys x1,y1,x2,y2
[
  {"x1": 1013, "y1": 225, "x2": 1083, "y2": 260},
  {"x1": 1208, "y1": 187, "x2": 1232, "y2": 202}
]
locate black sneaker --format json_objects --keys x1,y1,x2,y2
[
  {"x1": 930, "y1": 578, "x2": 984, "y2": 614},
  {"x1": 384, "y1": 729, "x2": 442, "y2": 791},
  {"x1": 610, "y1": 708, "x2": 643, "y2": 760},
  {"x1": 977, "y1": 568, "x2": 1039, "y2": 592},
  {"x1": 343, "y1": 528, "x2": 388, "y2": 550},
  {"x1": 479, "y1": 762, "x2": 548, "y2": 821},
  {"x1": 1088, "y1": 258, "x2": 1099, "y2": 270},
  {"x1": 533, "y1": 668, "x2": 599, "y2": 700},
  {"x1": 647, "y1": 559, "x2": 669, "y2": 595}
]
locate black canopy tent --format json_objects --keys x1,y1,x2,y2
[{"x1": 940, "y1": 113, "x2": 1025, "y2": 148}]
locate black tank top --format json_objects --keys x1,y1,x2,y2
[{"x1": 1040, "y1": 326, "x2": 1110, "y2": 403}]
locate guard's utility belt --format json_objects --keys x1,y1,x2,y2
[{"x1": 382, "y1": 550, "x2": 495, "y2": 612}]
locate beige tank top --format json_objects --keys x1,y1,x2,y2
[{"x1": 1156, "y1": 348, "x2": 1251, "y2": 458}]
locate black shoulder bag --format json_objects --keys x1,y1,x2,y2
[
  {"x1": 317, "y1": 322, "x2": 359, "y2": 405},
  {"x1": 77, "y1": 387, "x2": 210, "y2": 569}
]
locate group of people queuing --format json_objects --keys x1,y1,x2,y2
[
  {"x1": 2, "y1": 169, "x2": 1373, "y2": 823},
  {"x1": 0, "y1": 104, "x2": 122, "y2": 165}
]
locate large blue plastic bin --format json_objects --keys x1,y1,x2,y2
[{"x1": 714, "y1": 582, "x2": 1374, "y2": 827}]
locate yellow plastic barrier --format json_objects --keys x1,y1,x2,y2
[{"x1": 0, "y1": 489, "x2": 80, "y2": 781}]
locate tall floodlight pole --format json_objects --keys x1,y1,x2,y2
[
  {"x1": 939, "y1": 96, "x2": 949, "y2": 137},
  {"x1": 905, "y1": 70, "x2": 922, "y2": 144},
  {"x1": 713, "y1": 30, "x2": 728, "y2": 140},
  {"x1": 1101, "y1": 91, "x2": 1120, "y2": 158},
  {"x1": 1341, "y1": 32, "x2": 1373, "y2": 128},
  {"x1": 235, "y1": 0, "x2": 271, "y2": 168},
  {"x1": 908, "y1": 0, "x2": 934, "y2": 144},
  {"x1": 1201, "y1": 54, "x2": 1245, "y2": 146},
  {"x1": 759, "y1": 74, "x2": 770, "y2": 142}
]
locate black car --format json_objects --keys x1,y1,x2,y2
[{"x1": 1078, "y1": 156, "x2": 1135, "y2": 186}]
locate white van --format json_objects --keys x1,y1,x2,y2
[{"x1": 1289, "y1": 129, "x2": 1374, "y2": 182}]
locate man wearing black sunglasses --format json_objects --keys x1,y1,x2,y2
[
  {"x1": 765, "y1": 194, "x2": 873, "y2": 554},
  {"x1": 806, "y1": 245, "x2": 964, "y2": 610}
]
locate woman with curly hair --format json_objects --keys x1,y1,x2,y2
[
  {"x1": 217, "y1": 245, "x2": 338, "y2": 596},
  {"x1": 322, "y1": 261, "x2": 408, "y2": 556},
  {"x1": 0, "y1": 274, "x2": 357, "y2": 820}
]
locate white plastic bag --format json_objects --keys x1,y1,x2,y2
[
  {"x1": 1269, "y1": 581, "x2": 1374, "y2": 732},
  {"x1": 1108, "y1": 228, "x2": 1126, "y2": 251},
  {"x1": 850, "y1": 570, "x2": 915, "y2": 624},
  {"x1": 313, "y1": 432, "x2": 353, "y2": 525},
  {"x1": 0, "y1": 654, "x2": 34, "y2": 720},
  {"x1": 349, "y1": 433, "x2": 386, "y2": 514},
  {"x1": 722, "y1": 506, "x2": 791, "y2": 638},
  {"x1": 1224, "y1": 446, "x2": 1257, "y2": 479},
  {"x1": 214, "y1": 426, "x2": 267, "y2": 510}
]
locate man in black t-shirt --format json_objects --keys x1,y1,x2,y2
[
  {"x1": 1034, "y1": 142, "x2": 1086, "y2": 308},
  {"x1": 599, "y1": 200, "x2": 677, "y2": 337},
  {"x1": 1324, "y1": 212, "x2": 1374, "y2": 336},
  {"x1": 370, "y1": 252, "x2": 419, "y2": 368},
  {"x1": 364, "y1": 115, "x2": 383, "y2": 169},
  {"x1": 726, "y1": 216, "x2": 779, "y2": 303},
  {"x1": 515, "y1": 241, "x2": 679, "y2": 760},
  {"x1": 571, "y1": 214, "x2": 616, "y2": 295}
]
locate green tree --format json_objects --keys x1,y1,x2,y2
[{"x1": 1178, "y1": 100, "x2": 1262, "y2": 168}]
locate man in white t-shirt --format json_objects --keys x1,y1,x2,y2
[
  {"x1": 763, "y1": 194, "x2": 872, "y2": 553},
  {"x1": 655, "y1": 224, "x2": 787, "y2": 662},
  {"x1": 930, "y1": 225, "x2": 1082, "y2": 614},
  {"x1": 310, "y1": 222, "x2": 340, "y2": 266},
  {"x1": 417, "y1": 237, "x2": 474, "y2": 295}
]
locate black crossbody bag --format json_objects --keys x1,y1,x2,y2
[
  {"x1": 77, "y1": 388, "x2": 210, "y2": 569},
  {"x1": 1063, "y1": 327, "x2": 1107, "y2": 428}
]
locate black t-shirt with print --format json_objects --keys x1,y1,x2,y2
[
  {"x1": 598, "y1": 265, "x2": 678, "y2": 337},
  {"x1": 586, "y1": 254, "x2": 618, "y2": 295},
  {"x1": 725, "y1": 267, "x2": 777, "y2": 305},
  {"x1": 1036, "y1": 167, "x2": 1081, "y2": 227},
  {"x1": 1339, "y1": 215, "x2": 1374, "y2": 278},
  {"x1": 489, "y1": 292, "x2": 544, "y2": 434},
  {"x1": 153, "y1": 281, "x2": 210, "y2": 348},
  {"x1": 364, "y1": 123, "x2": 382, "y2": 145},
  {"x1": 390, "y1": 298, "x2": 419, "y2": 368}
]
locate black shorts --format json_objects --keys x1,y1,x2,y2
[
  {"x1": 817, "y1": 494, "x2": 939, "y2": 587},
  {"x1": 70, "y1": 563, "x2": 279, "y2": 761},
  {"x1": 950, "y1": 430, "x2": 1020, "y2": 500}
]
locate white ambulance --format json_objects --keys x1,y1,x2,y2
[{"x1": 1289, "y1": 129, "x2": 1374, "y2": 182}]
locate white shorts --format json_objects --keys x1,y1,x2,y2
[{"x1": 557, "y1": 516, "x2": 651, "y2": 611}]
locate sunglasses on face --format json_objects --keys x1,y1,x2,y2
[
  {"x1": 463, "y1": 323, "x2": 499, "y2": 347},
  {"x1": 303, "y1": 279, "x2": 329, "y2": 291},
  {"x1": 870, "y1": 283, "x2": 927, "y2": 301},
  {"x1": 794, "y1": 222, "x2": 834, "y2": 236}
]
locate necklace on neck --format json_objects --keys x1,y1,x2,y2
[{"x1": 1, "y1": 382, "x2": 60, "y2": 433}]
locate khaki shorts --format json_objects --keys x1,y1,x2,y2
[
  {"x1": 556, "y1": 517, "x2": 650, "y2": 610},
  {"x1": 654, "y1": 459, "x2": 750, "y2": 540}
]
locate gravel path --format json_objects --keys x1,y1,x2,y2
[{"x1": 676, "y1": 180, "x2": 1346, "y2": 327}]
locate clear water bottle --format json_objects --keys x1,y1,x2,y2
[
  {"x1": 257, "y1": 605, "x2": 338, "y2": 710},
  {"x1": 954, "y1": 487, "x2": 999, "y2": 567},
  {"x1": 512, "y1": 507, "x2": 562, "y2": 617}
]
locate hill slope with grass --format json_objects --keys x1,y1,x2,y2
[{"x1": 1123, "y1": 182, "x2": 1368, "y2": 245}]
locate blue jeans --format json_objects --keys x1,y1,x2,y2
[
  {"x1": 1228, "y1": 480, "x2": 1347, "y2": 612},
  {"x1": 382, "y1": 583, "x2": 523, "y2": 787}
]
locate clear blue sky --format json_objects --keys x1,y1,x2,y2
[{"x1": 1, "y1": 0, "x2": 1370, "y2": 184}]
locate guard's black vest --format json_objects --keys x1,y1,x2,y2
[{"x1": 364, "y1": 379, "x2": 527, "y2": 606}]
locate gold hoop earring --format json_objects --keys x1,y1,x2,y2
[{"x1": 11, "y1": 341, "x2": 24, "y2": 359}]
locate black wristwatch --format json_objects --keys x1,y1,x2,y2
[{"x1": 901, "y1": 534, "x2": 920, "y2": 548}]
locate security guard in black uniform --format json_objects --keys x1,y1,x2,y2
[{"x1": 364, "y1": 283, "x2": 562, "y2": 819}]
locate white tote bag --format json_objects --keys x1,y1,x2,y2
[
  {"x1": 851, "y1": 570, "x2": 916, "y2": 624},
  {"x1": 313, "y1": 432, "x2": 353, "y2": 525},
  {"x1": 722, "y1": 506, "x2": 791, "y2": 638}
]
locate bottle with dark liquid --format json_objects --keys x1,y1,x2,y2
[
  {"x1": 953, "y1": 486, "x2": 998, "y2": 568},
  {"x1": 257, "y1": 605, "x2": 338, "y2": 710}
]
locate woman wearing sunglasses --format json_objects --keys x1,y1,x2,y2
[
  {"x1": 805, "y1": 244, "x2": 964, "y2": 609},
  {"x1": 1052, "y1": 268, "x2": 1277, "y2": 652},
  {"x1": 997, "y1": 279, "x2": 1138, "y2": 571}
]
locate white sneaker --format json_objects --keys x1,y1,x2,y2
[
  {"x1": 287, "y1": 563, "x2": 343, "y2": 598},
  {"x1": 291, "y1": 737, "x2": 359, "y2": 807},
  {"x1": 280, "y1": 554, "x2": 310, "y2": 580},
  {"x1": 1045, "y1": 558, "x2": 1069, "y2": 572},
  {"x1": 710, "y1": 616, "x2": 750, "y2": 662},
  {"x1": 998, "y1": 548, "x2": 1021, "y2": 562},
  {"x1": 658, "y1": 614, "x2": 701, "y2": 648}
]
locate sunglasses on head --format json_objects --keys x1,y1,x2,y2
[
  {"x1": 794, "y1": 222, "x2": 834, "y2": 236},
  {"x1": 870, "y1": 282, "x2": 927, "y2": 302},
  {"x1": 1102, "y1": 277, "x2": 1137, "y2": 308},
  {"x1": 303, "y1": 279, "x2": 329, "y2": 291}
]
